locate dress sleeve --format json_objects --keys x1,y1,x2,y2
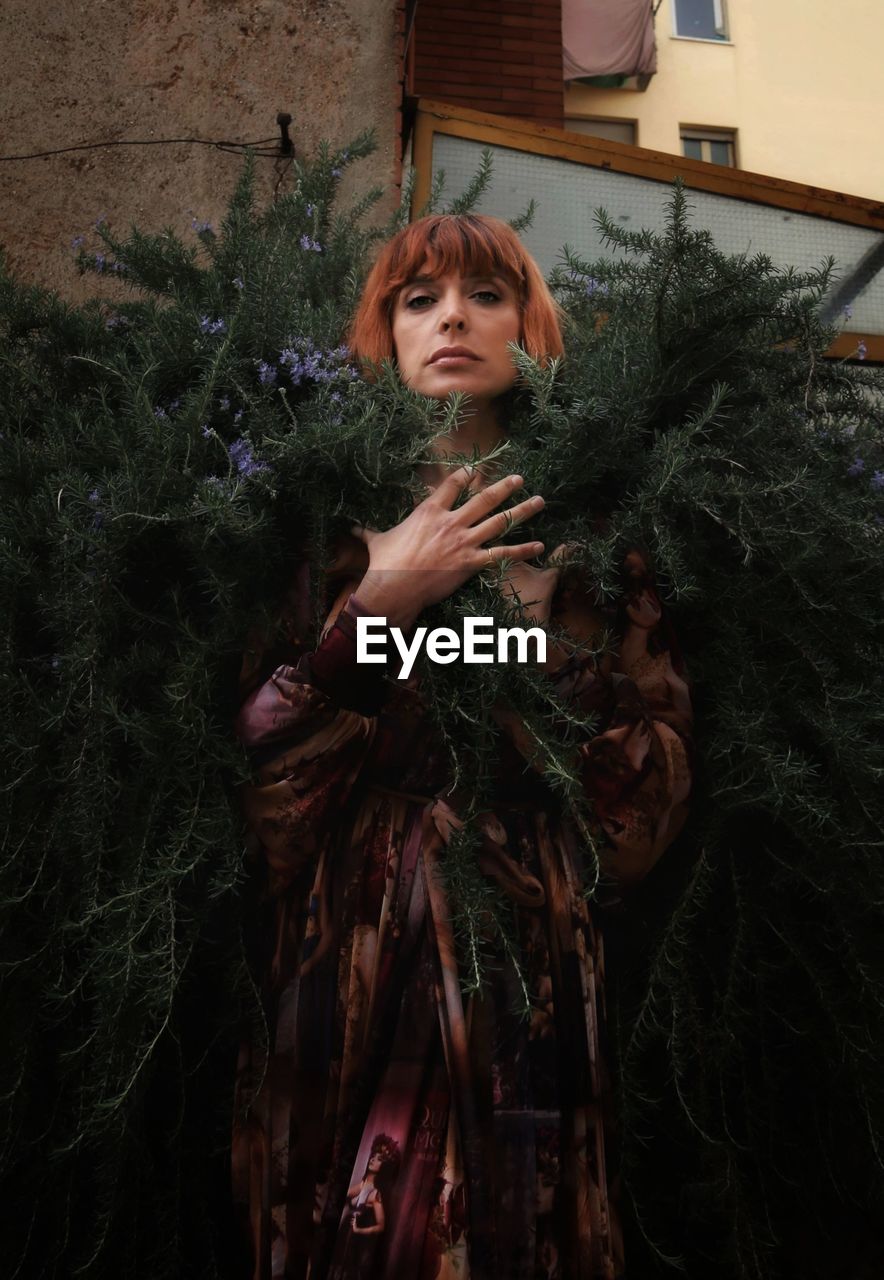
[
  {"x1": 548, "y1": 548, "x2": 694, "y2": 890},
  {"x1": 234, "y1": 567, "x2": 387, "y2": 891}
]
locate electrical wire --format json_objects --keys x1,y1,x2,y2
[{"x1": 0, "y1": 135, "x2": 282, "y2": 163}]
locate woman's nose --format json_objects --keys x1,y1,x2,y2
[{"x1": 437, "y1": 293, "x2": 468, "y2": 331}]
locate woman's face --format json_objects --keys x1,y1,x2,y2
[
  {"x1": 368, "y1": 1153, "x2": 383, "y2": 1173},
  {"x1": 391, "y1": 268, "x2": 522, "y2": 407}
]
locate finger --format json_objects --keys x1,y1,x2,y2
[
  {"x1": 471, "y1": 493, "x2": 544, "y2": 543},
  {"x1": 429, "y1": 463, "x2": 482, "y2": 507},
  {"x1": 547, "y1": 540, "x2": 582, "y2": 566},
  {"x1": 477, "y1": 540, "x2": 544, "y2": 569},
  {"x1": 452, "y1": 471, "x2": 525, "y2": 518},
  {"x1": 350, "y1": 523, "x2": 377, "y2": 545}
]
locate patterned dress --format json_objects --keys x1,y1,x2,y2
[{"x1": 230, "y1": 549, "x2": 693, "y2": 1280}]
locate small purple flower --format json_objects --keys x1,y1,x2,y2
[
  {"x1": 50, "y1": 656, "x2": 62, "y2": 671},
  {"x1": 218, "y1": 396, "x2": 230, "y2": 412},
  {"x1": 94, "y1": 212, "x2": 108, "y2": 229},
  {"x1": 305, "y1": 203, "x2": 316, "y2": 218},
  {"x1": 331, "y1": 168, "x2": 342, "y2": 179},
  {"x1": 330, "y1": 391, "x2": 342, "y2": 404},
  {"x1": 843, "y1": 303, "x2": 853, "y2": 320},
  {"x1": 191, "y1": 217, "x2": 213, "y2": 234},
  {"x1": 847, "y1": 456, "x2": 865, "y2": 477},
  {"x1": 111, "y1": 261, "x2": 128, "y2": 276},
  {"x1": 232, "y1": 276, "x2": 244, "y2": 290},
  {"x1": 871, "y1": 470, "x2": 884, "y2": 491},
  {"x1": 233, "y1": 409, "x2": 244, "y2": 424},
  {"x1": 168, "y1": 397, "x2": 182, "y2": 413},
  {"x1": 299, "y1": 234, "x2": 322, "y2": 253},
  {"x1": 199, "y1": 315, "x2": 227, "y2": 336},
  {"x1": 584, "y1": 276, "x2": 609, "y2": 298},
  {"x1": 257, "y1": 360, "x2": 277, "y2": 386},
  {"x1": 88, "y1": 488, "x2": 100, "y2": 504},
  {"x1": 857, "y1": 339, "x2": 868, "y2": 361},
  {"x1": 105, "y1": 314, "x2": 125, "y2": 330},
  {"x1": 227, "y1": 437, "x2": 269, "y2": 479},
  {"x1": 71, "y1": 235, "x2": 85, "y2": 250},
  {"x1": 200, "y1": 424, "x2": 212, "y2": 439},
  {"x1": 154, "y1": 406, "x2": 168, "y2": 421},
  {"x1": 94, "y1": 253, "x2": 106, "y2": 273}
]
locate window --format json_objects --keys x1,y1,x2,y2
[
  {"x1": 673, "y1": 0, "x2": 728, "y2": 41},
  {"x1": 680, "y1": 127, "x2": 736, "y2": 166},
  {"x1": 565, "y1": 118, "x2": 637, "y2": 146}
]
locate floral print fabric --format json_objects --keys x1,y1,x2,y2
[{"x1": 231, "y1": 552, "x2": 693, "y2": 1279}]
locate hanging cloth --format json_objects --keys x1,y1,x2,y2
[{"x1": 563, "y1": 0, "x2": 657, "y2": 81}]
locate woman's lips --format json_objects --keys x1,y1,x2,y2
[{"x1": 428, "y1": 346, "x2": 480, "y2": 364}]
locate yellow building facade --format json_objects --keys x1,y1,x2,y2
[{"x1": 564, "y1": 0, "x2": 884, "y2": 202}]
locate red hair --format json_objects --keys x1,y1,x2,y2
[{"x1": 347, "y1": 213, "x2": 564, "y2": 372}]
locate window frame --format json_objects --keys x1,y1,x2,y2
[
  {"x1": 679, "y1": 126, "x2": 738, "y2": 168},
  {"x1": 670, "y1": 0, "x2": 730, "y2": 43},
  {"x1": 564, "y1": 117, "x2": 639, "y2": 147}
]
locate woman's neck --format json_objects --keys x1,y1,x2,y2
[{"x1": 421, "y1": 400, "x2": 506, "y2": 489}]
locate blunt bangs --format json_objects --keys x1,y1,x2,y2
[{"x1": 383, "y1": 216, "x2": 527, "y2": 301}]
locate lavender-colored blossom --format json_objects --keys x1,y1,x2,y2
[
  {"x1": 218, "y1": 396, "x2": 230, "y2": 412},
  {"x1": 857, "y1": 339, "x2": 868, "y2": 361},
  {"x1": 234, "y1": 409, "x2": 244, "y2": 424},
  {"x1": 154, "y1": 406, "x2": 169, "y2": 421},
  {"x1": 105, "y1": 314, "x2": 125, "y2": 330},
  {"x1": 331, "y1": 167, "x2": 342, "y2": 179},
  {"x1": 88, "y1": 488, "x2": 100, "y2": 504},
  {"x1": 50, "y1": 656, "x2": 62, "y2": 671},
  {"x1": 299, "y1": 234, "x2": 322, "y2": 253},
  {"x1": 257, "y1": 360, "x2": 277, "y2": 386},
  {"x1": 847, "y1": 456, "x2": 865, "y2": 477},
  {"x1": 232, "y1": 276, "x2": 244, "y2": 290},
  {"x1": 94, "y1": 253, "x2": 106, "y2": 273},
  {"x1": 199, "y1": 315, "x2": 227, "y2": 336},
  {"x1": 94, "y1": 212, "x2": 108, "y2": 228},
  {"x1": 71, "y1": 234, "x2": 85, "y2": 250},
  {"x1": 191, "y1": 217, "x2": 213, "y2": 234},
  {"x1": 305, "y1": 203, "x2": 316, "y2": 218},
  {"x1": 584, "y1": 276, "x2": 610, "y2": 298},
  {"x1": 201, "y1": 424, "x2": 212, "y2": 438},
  {"x1": 871, "y1": 470, "x2": 884, "y2": 491},
  {"x1": 228, "y1": 437, "x2": 268, "y2": 479},
  {"x1": 843, "y1": 303, "x2": 853, "y2": 320},
  {"x1": 168, "y1": 397, "x2": 182, "y2": 413}
]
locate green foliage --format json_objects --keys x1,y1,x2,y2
[{"x1": 1, "y1": 140, "x2": 883, "y2": 1280}]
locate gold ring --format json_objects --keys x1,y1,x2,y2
[{"x1": 486, "y1": 547, "x2": 495, "y2": 567}]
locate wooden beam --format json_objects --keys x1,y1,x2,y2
[{"x1": 409, "y1": 98, "x2": 884, "y2": 232}]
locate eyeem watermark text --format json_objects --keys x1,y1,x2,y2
[{"x1": 357, "y1": 616, "x2": 546, "y2": 679}]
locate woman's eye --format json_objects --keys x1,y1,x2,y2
[
  {"x1": 473, "y1": 290, "x2": 500, "y2": 303},
  {"x1": 405, "y1": 294, "x2": 435, "y2": 309}
]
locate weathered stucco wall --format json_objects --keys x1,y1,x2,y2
[{"x1": 0, "y1": 0, "x2": 401, "y2": 299}]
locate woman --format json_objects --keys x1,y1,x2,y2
[
  {"x1": 231, "y1": 214, "x2": 693, "y2": 1279},
  {"x1": 329, "y1": 1132, "x2": 401, "y2": 1278}
]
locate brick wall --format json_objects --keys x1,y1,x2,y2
[{"x1": 412, "y1": 1, "x2": 564, "y2": 128}]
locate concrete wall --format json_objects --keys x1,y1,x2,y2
[
  {"x1": 0, "y1": 0, "x2": 402, "y2": 300},
  {"x1": 565, "y1": 0, "x2": 884, "y2": 201}
]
